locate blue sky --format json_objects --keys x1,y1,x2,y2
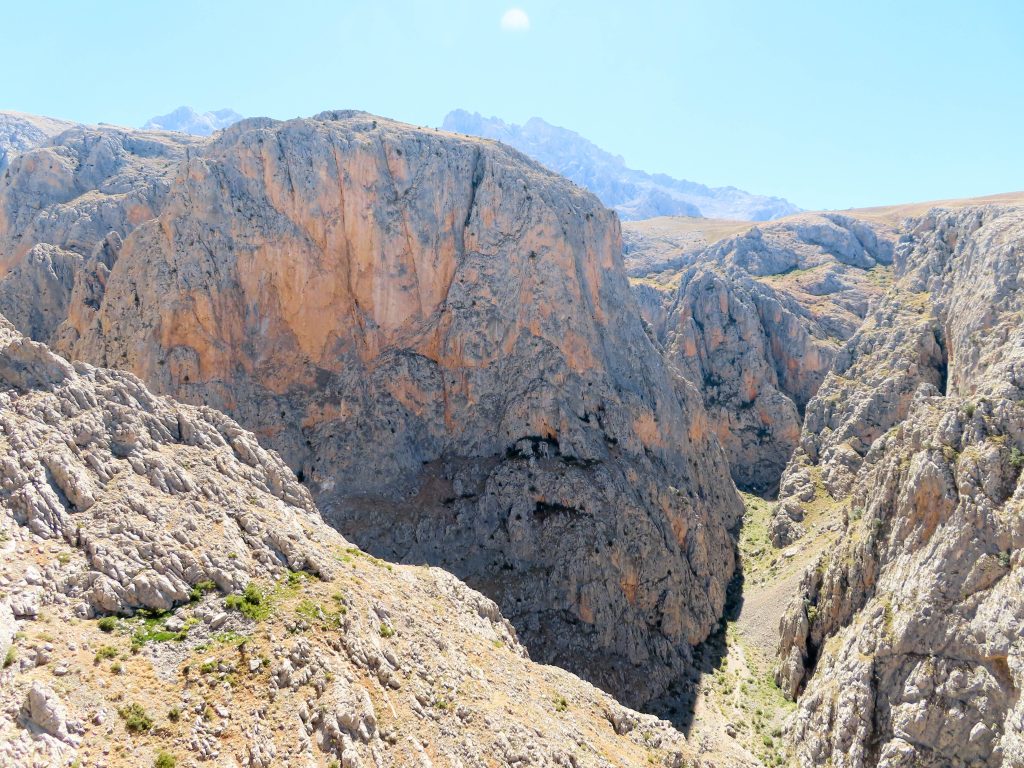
[{"x1": 3, "y1": 0, "x2": 1021, "y2": 210}]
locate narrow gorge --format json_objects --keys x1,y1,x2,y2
[{"x1": 1, "y1": 107, "x2": 1022, "y2": 768}]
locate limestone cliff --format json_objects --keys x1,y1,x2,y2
[
  {"x1": 626, "y1": 214, "x2": 893, "y2": 493},
  {"x1": 0, "y1": 124, "x2": 200, "y2": 343},
  {"x1": 0, "y1": 314, "x2": 726, "y2": 768},
  {"x1": 775, "y1": 206, "x2": 1024, "y2": 767},
  {"x1": 0, "y1": 111, "x2": 743, "y2": 708},
  {"x1": 0, "y1": 111, "x2": 77, "y2": 173}
]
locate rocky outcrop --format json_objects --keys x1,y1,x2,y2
[
  {"x1": 0, "y1": 111, "x2": 743, "y2": 708},
  {"x1": 0, "y1": 112, "x2": 77, "y2": 173},
  {"x1": 628, "y1": 214, "x2": 894, "y2": 492},
  {"x1": 0, "y1": 314, "x2": 715, "y2": 768},
  {"x1": 775, "y1": 206, "x2": 1024, "y2": 767},
  {"x1": 443, "y1": 110, "x2": 800, "y2": 221},
  {"x1": 0, "y1": 125, "x2": 200, "y2": 343}
]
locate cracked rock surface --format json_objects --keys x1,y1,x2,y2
[
  {"x1": 0, "y1": 314, "x2": 728, "y2": 768},
  {"x1": 0, "y1": 111, "x2": 743, "y2": 708},
  {"x1": 774, "y1": 206, "x2": 1024, "y2": 767}
]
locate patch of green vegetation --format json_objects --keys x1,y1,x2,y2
[
  {"x1": 225, "y1": 582, "x2": 272, "y2": 621},
  {"x1": 98, "y1": 616, "x2": 119, "y2": 633},
  {"x1": 118, "y1": 702, "x2": 153, "y2": 733},
  {"x1": 57, "y1": 552, "x2": 72, "y2": 565},
  {"x1": 3, "y1": 647, "x2": 16, "y2": 668},
  {"x1": 379, "y1": 623, "x2": 395, "y2": 638},
  {"x1": 554, "y1": 695, "x2": 569, "y2": 712},
  {"x1": 130, "y1": 615, "x2": 197, "y2": 650},
  {"x1": 338, "y1": 546, "x2": 393, "y2": 570},
  {"x1": 94, "y1": 645, "x2": 119, "y2": 663},
  {"x1": 168, "y1": 706, "x2": 180, "y2": 722},
  {"x1": 331, "y1": 592, "x2": 349, "y2": 615},
  {"x1": 1009, "y1": 447, "x2": 1024, "y2": 471},
  {"x1": 189, "y1": 579, "x2": 218, "y2": 602},
  {"x1": 295, "y1": 598, "x2": 345, "y2": 630},
  {"x1": 154, "y1": 752, "x2": 177, "y2": 768}
]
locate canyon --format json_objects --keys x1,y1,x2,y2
[{"x1": 0, "y1": 109, "x2": 1022, "y2": 768}]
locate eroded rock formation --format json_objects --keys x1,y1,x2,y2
[
  {"x1": 775, "y1": 206, "x2": 1024, "y2": 767},
  {"x1": 625, "y1": 214, "x2": 894, "y2": 492},
  {"x1": 0, "y1": 111, "x2": 743, "y2": 708},
  {"x1": 0, "y1": 314, "x2": 717, "y2": 768},
  {"x1": 0, "y1": 112, "x2": 78, "y2": 173}
]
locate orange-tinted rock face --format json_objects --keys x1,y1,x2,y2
[{"x1": 1, "y1": 112, "x2": 742, "y2": 708}]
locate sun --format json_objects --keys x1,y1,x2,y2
[{"x1": 500, "y1": 8, "x2": 530, "y2": 32}]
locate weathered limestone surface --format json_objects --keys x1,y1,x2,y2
[
  {"x1": 1, "y1": 112, "x2": 743, "y2": 707},
  {"x1": 0, "y1": 112, "x2": 77, "y2": 173},
  {"x1": 626, "y1": 214, "x2": 893, "y2": 492},
  {"x1": 775, "y1": 206, "x2": 1024, "y2": 767},
  {"x1": 0, "y1": 315, "x2": 721, "y2": 768}
]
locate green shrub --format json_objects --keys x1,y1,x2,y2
[
  {"x1": 98, "y1": 616, "x2": 118, "y2": 633},
  {"x1": 189, "y1": 580, "x2": 217, "y2": 602},
  {"x1": 168, "y1": 706, "x2": 181, "y2": 722},
  {"x1": 94, "y1": 645, "x2": 118, "y2": 662},
  {"x1": 554, "y1": 695, "x2": 568, "y2": 712},
  {"x1": 1010, "y1": 447, "x2": 1024, "y2": 471},
  {"x1": 118, "y1": 703, "x2": 153, "y2": 733},
  {"x1": 225, "y1": 582, "x2": 271, "y2": 620},
  {"x1": 3, "y1": 647, "x2": 15, "y2": 669},
  {"x1": 154, "y1": 751, "x2": 176, "y2": 768},
  {"x1": 379, "y1": 624, "x2": 395, "y2": 638}
]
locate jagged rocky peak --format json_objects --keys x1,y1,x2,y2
[
  {"x1": 774, "y1": 204, "x2": 1024, "y2": 767},
  {"x1": 142, "y1": 106, "x2": 244, "y2": 136},
  {"x1": 0, "y1": 110, "x2": 744, "y2": 709},
  {"x1": 0, "y1": 314, "x2": 711, "y2": 768},
  {"x1": 443, "y1": 109, "x2": 800, "y2": 221}
]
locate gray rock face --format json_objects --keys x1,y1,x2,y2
[
  {"x1": 775, "y1": 206, "x2": 1024, "y2": 767},
  {"x1": 142, "y1": 106, "x2": 243, "y2": 136},
  {"x1": 0, "y1": 111, "x2": 743, "y2": 708},
  {"x1": 443, "y1": 110, "x2": 800, "y2": 221},
  {"x1": 0, "y1": 314, "x2": 329, "y2": 616},
  {"x1": 628, "y1": 214, "x2": 893, "y2": 492},
  {"x1": 0, "y1": 112, "x2": 77, "y2": 174},
  {"x1": 0, "y1": 125, "x2": 201, "y2": 346},
  {"x1": 23, "y1": 684, "x2": 73, "y2": 743}
]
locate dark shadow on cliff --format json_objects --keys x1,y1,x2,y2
[{"x1": 646, "y1": 552, "x2": 745, "y2": 735}]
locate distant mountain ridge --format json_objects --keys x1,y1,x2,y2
[
  {"x1": 142, "y1": 106, "x2": 243, "y2": 136},
  {"x1": 442, "y1": 109, "x2": 799, "y2": 221}
]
